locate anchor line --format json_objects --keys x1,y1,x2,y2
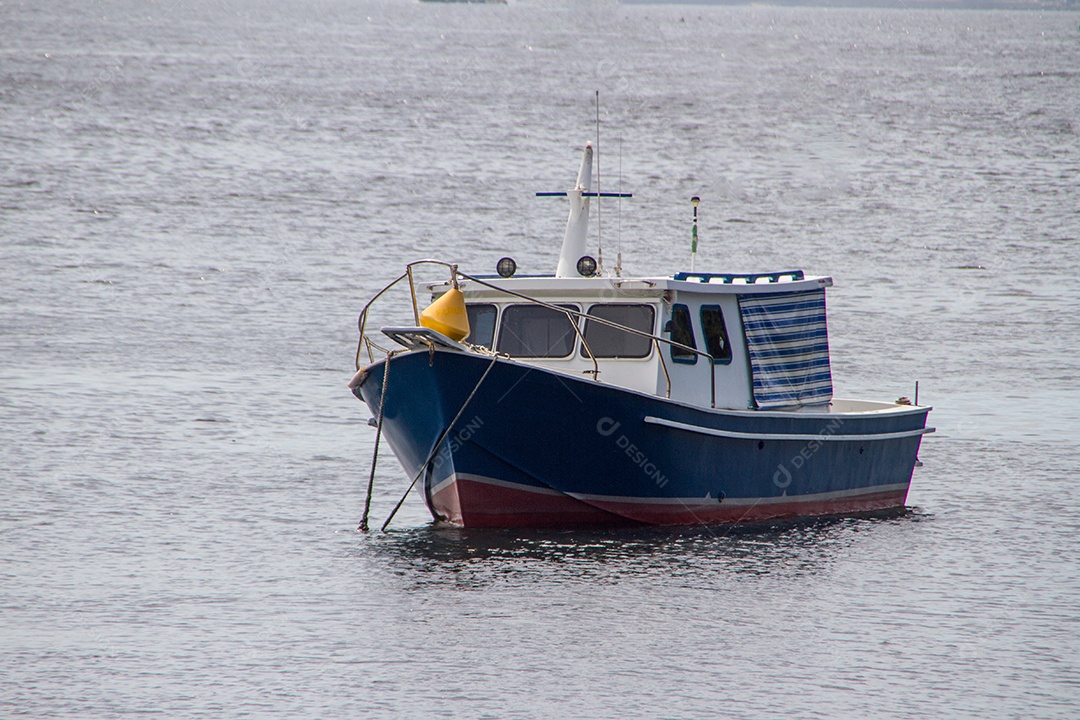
[
  {"x1": 359, "y1": 351, "x2": 397, "y2": 532},
  {"x1": 380, "y1": 352, "x2": 501, "y2": 532}
]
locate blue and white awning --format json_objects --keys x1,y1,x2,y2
[{"x1": 738, "y1": 290, "x2": 833, "y2": 409}]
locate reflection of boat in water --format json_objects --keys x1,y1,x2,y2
[
  {"x1": 350, "y1": 143, "x2": 933, "y2": 529},
  {"x1": 362, "y1": 514, "x2": 924, "y2": 587}
]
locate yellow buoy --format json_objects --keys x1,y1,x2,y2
[{"x1": 420, "y1": 287, "x2": 470, "y2": 342}]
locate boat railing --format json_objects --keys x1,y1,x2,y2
[
  {"x1": 674, "y1": 270, "x2": 805, "y2": 284},
  {"x1": 356, "y1": 260, "x2": 718, "y2": 408}
]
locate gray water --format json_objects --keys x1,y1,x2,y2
[{"x1": 2, "y1": 1, "x2": 1079, "y2": 717}]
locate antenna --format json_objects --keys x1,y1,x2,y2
[
  {"x1": 595, "y1": 90, "x2": 603, "y2": 274},
  {"x1": 616, "y1": 134, "x2": 623, "y2": 278},
  {"x1": 690, "y1": 196, "x2": 700, "y2": 272}
]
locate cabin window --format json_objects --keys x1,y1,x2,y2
[
  {"x1": 668, "y1": 303, "x2": 697, "y2": 364},
  {"x1": 580, "y1": 304, "x2": 655, "y2": 359},
  {"x1": 700, "y1": 305, "x2": 732, "y2": 363},
  {"x1": 496, "y1": 304, "x2": 579, "y2": 358},
  {"x1": 465, "y1": 304, "x2": 497, "y2": 350}
]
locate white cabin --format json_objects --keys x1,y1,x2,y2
[{"x1": 426, "y1": 269, "x2": 834, "y2": 412}]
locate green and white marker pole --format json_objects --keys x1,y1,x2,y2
[{"x1": 690, "y1": 195, "x2": 700, "y2": 273}]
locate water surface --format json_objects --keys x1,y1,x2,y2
[{"x1": 2, "y1": 1, "x2": 1078, "y2": 717}]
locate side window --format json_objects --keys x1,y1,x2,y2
[
  {"x1": 668, "y1": 304, "x2": 697, "y2": 364},
  {"x1": 700, "y1": 305, "x2": 732, "y2": 363},
  {"x1": 465, "y1": 304, "x2": 497, "y2": 351},
  {"x1": 581, "y1": 304, "x2": 655, "y2": 359},
  {"x1": 496, "y1": 304, "x2": 579, "y2": 358}
]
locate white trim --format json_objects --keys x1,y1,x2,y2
[
  {"x1": 439, "y1": 473, "x2": 909, "y2": 507},
  {"x1": 643, "y1": 416, "x2": 936, "y2": 442},
  {"x1": 570, "y1": 482, "x2": 911, "y2": 507},
  {"x1": 430, "y1": 473, "x2": 565, "y2": 498}
]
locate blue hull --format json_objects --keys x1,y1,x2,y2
[{"x1": 353, "y1": 350, "x2": 929, "y2": 528}]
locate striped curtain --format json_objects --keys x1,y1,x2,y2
[{"x1": 738, "y1": 290, "x2": 833, "y2": 409}]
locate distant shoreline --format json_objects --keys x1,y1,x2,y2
[{"x1": 621, "y1": 0, "x2": 1080, "y2": 11}]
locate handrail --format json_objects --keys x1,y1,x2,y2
[
  {"x1": 406, "y1": 266, "x2": 419, "y2": 325},
  {"x1": 654, "y1": 338, "x2": 671, "y2": 399},
  {"x1": 456, "y1": 270, "x2": 719, "y2": 408},
  {"x1": 356, "y1": 260, "x2": 461, "y2": 369},
  {"x1": 354, "y1": 260, "x2": 721, "y2": 408},
  {"x1": 356, "y1": 271, "x2": 409, "y2": 370},
  {"x1": 405, "y1": 259, "x2": 461, "y2": 324},
  {"x1": 568, "y1": 306, "x2": 600, "y2": 381},
  {"x1": 674, "y1": 270, "x2": 805, "y2": 284},
  {"x1": 456, "y1": 271, "x2": 708, "y2": 359}
]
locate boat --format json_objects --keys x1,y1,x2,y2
[{"x1": 349, "y1": 143, "x2": 933, "y2": 529}]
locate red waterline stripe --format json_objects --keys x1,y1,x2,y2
[{"x1": 430, "y1": 475, "x2": 908, "y2": 528}]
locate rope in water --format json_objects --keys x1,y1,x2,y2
[
  {"x1": 380, "y1": 351, "x2": 500, "y2": 532},
  {"x1": 358, "y1": 351, "x2": 396, "y2": 532}
]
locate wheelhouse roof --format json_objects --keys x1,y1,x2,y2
[{"x1": 428, "y1": 271, "x2": 833, "y2": 299}]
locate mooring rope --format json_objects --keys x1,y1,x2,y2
[
  {"x1": 380, "y1": 351, "x2": 500, "y2": 532},
  {"x1": 358, "y1": 351, "x2": 396, "y2": 532}
]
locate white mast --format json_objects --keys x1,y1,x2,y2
[{"x1": 555, "y1": 143, "x2": 593, "y2": 278}]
